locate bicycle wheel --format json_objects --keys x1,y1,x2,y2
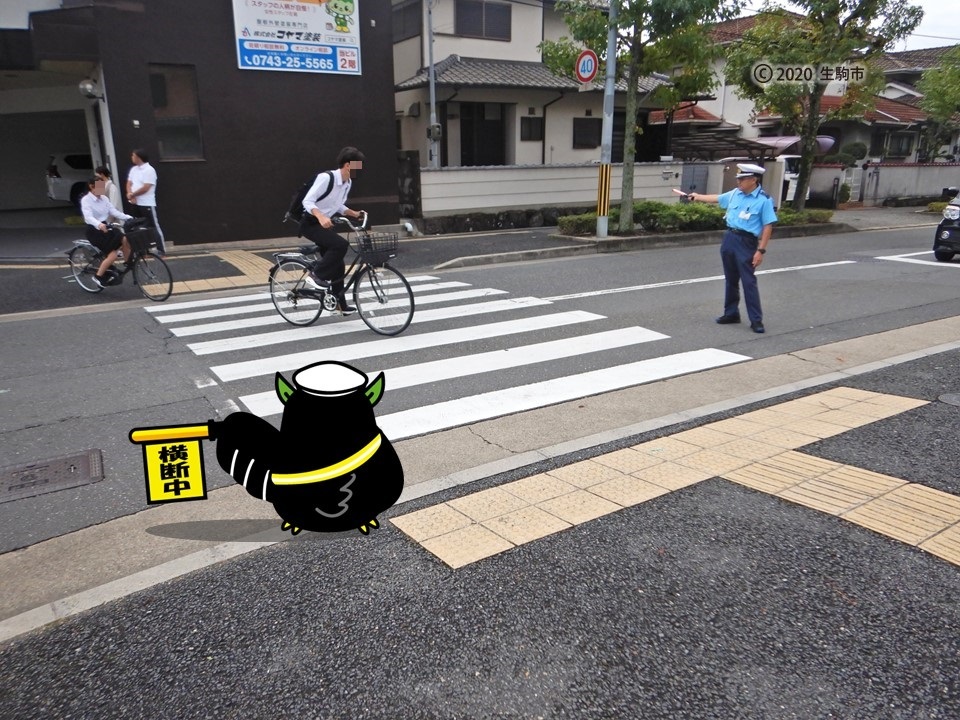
[
  {"x1": 353, "y1": 263, "x2": 414, "y2": 336},
  {"x1": 68, "y1": 245, "x2": 103, "y2": 293},
  {"x1": 270, "y1": 259, "x2": 322, "y2": 326},
  {"x1": 133, "y1": 252, "x2": 173, "y2": 302}
]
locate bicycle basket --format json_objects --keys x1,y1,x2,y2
[
  {"x1": 352, "y1": 232, "x2": 398, "y2": 265},
  {"x1": 127, "y1": 227, "x2": 157, "y2": 254}
]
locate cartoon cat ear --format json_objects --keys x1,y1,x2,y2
[
  {"x1": 364, "y1": 372, "x2": 385, "y2": 407},
  {"x1": 275, "y1": 372, "x2": 295, "y2": 404}
]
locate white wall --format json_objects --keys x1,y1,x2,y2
[
  {"x1": 430, "y1": 1, "x2": 544, "y2": 62},
  {"x1": 419, "y1": 162, "x2": 685, "y2": 215},
  {"x1": 861, "y1": 163, "x2": 960, "y2": 205}
]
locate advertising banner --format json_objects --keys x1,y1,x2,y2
[{"x1": 233, "y1": 0, "x2": 361, "y2": 75}]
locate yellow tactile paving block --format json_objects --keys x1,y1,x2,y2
[
  {"x1": 215, "y1": 250, "x2": 275, "y2": 280},
  {"x1": 588, "y1": 475, "x2": 669, "y2": 507},
  {"x1": 921, "y1": 524, "x2": 960, "y2": 567},
  {"x1": 844, "y1": 485, "x2": 960, "y2": 545},
  {"x1": 674, "y1": 449, "x2": 753, "y2": 476},
  {"x1": 421, "y1": 524, "x2": 514, "y2": 569},
  {"x1": 546, "y1": 460, "x2": 624, "y2": 488},
  {"x1": 392, "y1": 387, "x2": 954, "y2": 570},
  {"x1": 482, "y1": 506, "x2": 572, "y2": 545},
  {"x1": 537, "y1": 490, "x2": 621, "y2": 525},
  {"x1": 630, "y1": 436, "x2": 701, "y2": 462},
  {"x1": 500, "y1": 474, "x2": 577, "y2": 504},
  {"x1": 389, "y1": 504, "x2": 473, "y2": 542},
  {"x1": 447, "y1": 486, "x2": 529, "y2": 522},
  {"x1": 670, "y1": 426, "x2": 740, "y2": 448},
  {"x1": 631, "y1": 461, "x2": 710, "y2": 491},
  {"x1": 591, "y1": 447, "x2": 664, "y2": 473}
]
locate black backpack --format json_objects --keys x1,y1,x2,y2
[{"x1": 283, "y1": 170, "x2": 335, "y2": 225}]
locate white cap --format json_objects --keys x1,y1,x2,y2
[{"x1": 736, "y1": 163, "x2": 766, "y2": 178}]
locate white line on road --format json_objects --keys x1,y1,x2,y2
[
  {"x1": 377, "y1": 348, "x2": 751, "y2": 440},
  {"x1": 876, "y1": 252, "x2": 959, "y2": 268},
  {"x1": 210, "y1": 310, "x2": 603, "y2": 382},
  {"x1": 238, "y1": 326, "x2": 670, "y2": 417},
  {"x1": 544, "y1": 261, "x2": 858, "y2": 301}
]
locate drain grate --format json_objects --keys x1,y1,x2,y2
[
  {"x1": 0, "y1": 450, "x2": 104, "y2": 504},
  {"x1": 939, "y1": 394, "x2": 960, "y2": 407}
]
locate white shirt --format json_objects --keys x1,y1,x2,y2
[
  {"x1": 104, "y1": 179, "x2": 123, "y2": 209},
  {"x1": 81, "y1": 192, "x2": 132, "y2": 228},
  {"x1": 128, "y1": 162, "x2": 158, "y2": 206},
  {"x1": 302, "y1": 169, "x2": 351, "y2": 218}
]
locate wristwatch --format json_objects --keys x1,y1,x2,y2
[{"x1": 758, "y1": 248, "x2": 766, "y2": 254}]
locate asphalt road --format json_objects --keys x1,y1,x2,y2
[{"x1": 1, "y1": 221, "x2": 959, "y2": 718}]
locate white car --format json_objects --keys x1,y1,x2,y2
[{"x1": 46, "y1": 152, "x2": 93, "y2": 207}]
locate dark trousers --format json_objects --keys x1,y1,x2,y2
[
  {"x1": 130, "y1": 205, "x2": 166, "y2": 254},
  {"x1": 720, "y1": 229, "x2": 762, "y2": 323},
  {"x1": 300, "y1": 217, "x2": 349, "y2": 298}
]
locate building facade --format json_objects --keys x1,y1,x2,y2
[{"x1": 1, "y1": 0, "x2": 399, "y2": 244}]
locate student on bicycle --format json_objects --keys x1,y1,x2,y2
[
  {"x1": 300, "y1": 146, "x2": 366, "y2": 315},
  {"x1": 80, "y1": 176, "x2": 134, "y2": 288}
]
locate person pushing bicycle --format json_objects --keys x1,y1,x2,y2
[
  {"x1": 80, "y1": 176, "x2": 134, "y2": 288},
  {"x1": 299, "y1": 146, "x2": 366, "y2": 315}
]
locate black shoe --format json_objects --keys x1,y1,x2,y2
[
  {"x1": 750, "y1": 321, "x2": 765, "y2": 334},
  {"x1": 337, "y1": 301, "x2": 357, "y2": 316},
  {"x1": 715, "y1": 314, "x2": 741, "y2": 324},
  {"x1": 92, "y1": 274, "x2": 107, "y2": 288}
]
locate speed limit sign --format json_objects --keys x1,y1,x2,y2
[{"x1": 575, "y1": 49, "x2": 599, "y2": 84}]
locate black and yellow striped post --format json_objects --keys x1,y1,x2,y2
[{"x1": 596, "y1": 163, "x2": 612, "y2": 235}]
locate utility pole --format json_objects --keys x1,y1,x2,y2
[
  {"x1": 596, "y1": 0, "x2": 618, "y2": 238},
  {"x1": 426, "y1": 0, "x2": 441, "y2": 169}
]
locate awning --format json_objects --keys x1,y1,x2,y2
[{"x1": 754, "y1": 135, "x2": 836, "y2": 155}]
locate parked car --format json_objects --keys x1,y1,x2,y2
[
  {"x1": 46, "y1": 152, "x2": 93, "y2": 207},
  {"x1": 933, "y1": 187, "x2": 960, "y2": 262}
]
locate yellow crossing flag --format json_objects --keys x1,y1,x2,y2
[{"x1": 129, "y1": 424, "x2": 211, "y2": 504}]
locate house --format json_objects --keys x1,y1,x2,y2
[
  {"x1": 391, "y1": 0, "x2": 670, "y2": 168},
  {"x1": 0, "y1": 0, "x2": 400, "y2": 243},
  {"x1": 690, "y1": 14, "x2": 959, "y2": 165}
]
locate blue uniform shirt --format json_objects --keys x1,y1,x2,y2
[{"x1": 718, "y1": 185, "x2": 778, "y2": 237}]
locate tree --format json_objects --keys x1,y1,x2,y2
[
  {"x1": 724, "y1": 1, "x2": 923, "y2": 210},
  {"x1": 917, "y1": 47, "x2": 960, "y2": 161},
  {"x1": 541, "y1": 0, "x2": 740, "y2": 233}
]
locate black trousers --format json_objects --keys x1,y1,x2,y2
[{"x1": 300, "y1": 217, "x2": 349, "y2": 298}]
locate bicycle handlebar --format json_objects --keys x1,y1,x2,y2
[{"x1": 333, "y1": 210, "x2": 369, "y2": 232}]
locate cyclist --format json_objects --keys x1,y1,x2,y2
[
  {"x1": 80, "y1": 176, "x2": 134, "y2": 288},
  {"x1": 299, "y1": 146, "x2": 366, "y2": 315}
]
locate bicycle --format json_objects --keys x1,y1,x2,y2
[
  {"x1": 269, "y1": 212, "x2": 414, "y2": 336},
  {"x1": 67, "y1": 220, "x2": 173, "y2": 302}
]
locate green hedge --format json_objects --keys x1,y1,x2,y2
[
  {"x1": 928, "y1": 201, "x2": 949, "y2": 214},
  {"x1": 558, "y1": 201, "x2": 833, "y2": 235}
]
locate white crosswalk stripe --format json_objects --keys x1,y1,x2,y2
[{"x1": 147, "y1": 273, "x2": 751, "y2": 439}]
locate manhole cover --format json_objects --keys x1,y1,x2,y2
[
  {"x1": 939, "y1": 394, "x2": 960, "y2": 407},
  {"x1": 0, "y1": 449, "x2": 103, "y2": 504}
]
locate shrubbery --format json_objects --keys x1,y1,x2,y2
[
  {"x1": 928, "y1": 201, "x2": 949, "y2": 213},
  {"x1": 557, "y1": 201, "x2": 833, "y2": 235}
]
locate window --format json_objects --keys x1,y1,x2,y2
[
  {"x1": 455, "y1": 0, "x2": 511, "y2": 41},
  {"x1": 148, "y1": 64, "x2": 203, "y2": 161},
  {"x1": 392, "y1": 0, "x2": 421, "y2": 43},
  {"x1": 888, "y1": 132, "x2": 913, "y2": 157},
  {"x1": 573, "y1": 117, "x2": 602, "y2": 149},
  {"x1": 521, "y1": 117, "x2": 544, "y2": 142}
]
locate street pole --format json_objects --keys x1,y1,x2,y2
[
  {"x1": 596, "y1": 0, "x2": 618, "y2": 238},
  {"x1": 427, "y1": 0, "x2": 440, "y2": 170}
]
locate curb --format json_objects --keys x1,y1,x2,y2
[{"x1": 435, "y1": 222, "x2": 858, "y2": 269}]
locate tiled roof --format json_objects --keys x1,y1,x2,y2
[
  {"x1": 648, "y1": 105, "x2": 723, "y2": 124},
  {"x1": 756, "y1": 94, "x2": 930, "y2": 125},
  {"x1": 708, "y1": 11, "x2": 806, "y2": 43},
  {"x1": 876, "y1": 45, "x2": 959, "y2": 73},
  {"x1": 395, "y1": 55, "x2": 668, "y2": 94}
]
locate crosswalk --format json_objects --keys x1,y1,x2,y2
[{"x1": 145, "y1": 275, "x2": 751, "y2": 440}]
